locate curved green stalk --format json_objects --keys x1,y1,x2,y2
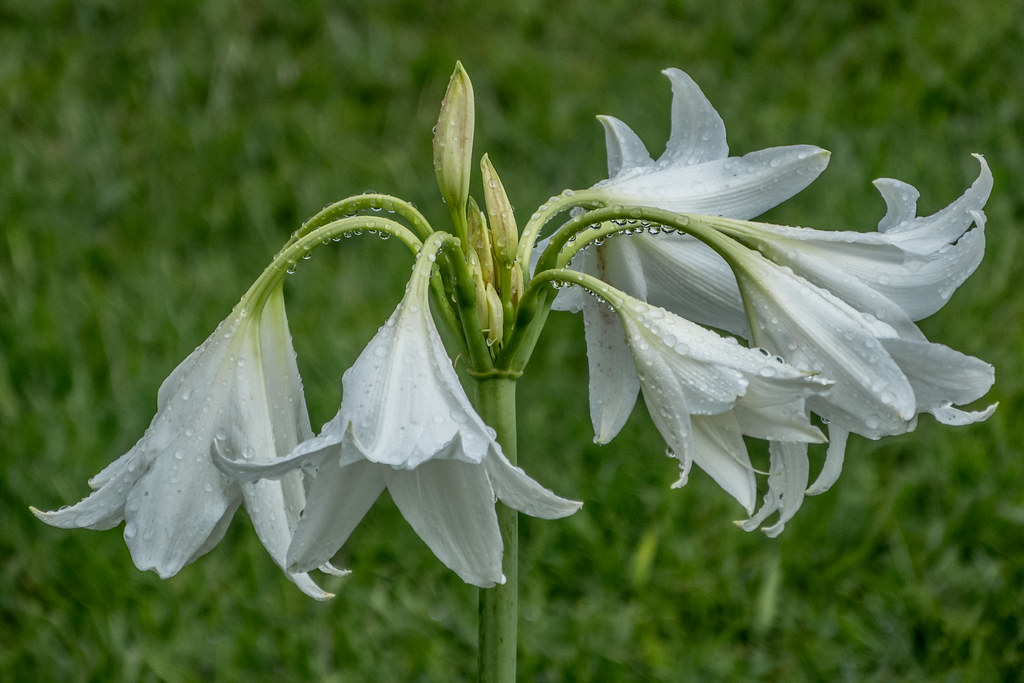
[
  {"x1": 289, "y1": 193, "x2": 435, "y2": 249},
  {"x1": 241, "y1": 215, "x2": 423, "y2": 315},
  {"x1": 503, "y1": 206, "x2": 752, "y2": 372},
  {"x1": 515, "y1": 189, "x2": 607, "y2": 272}
]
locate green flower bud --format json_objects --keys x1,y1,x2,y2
[
  {"x1": 433, "y1": 62, "x2": 475, "y2": 218},
  {"x1": 480, "y1": 154, "x2": 518, "y2": 268},
  {"x1": 467, "y1": 197, "x2": 496, "y2": 286},
  {"x1": 509, "y1": 263, "x2": 525, "y2": 308},
  {"x1": 484, "y1": 282, "x2": 504, "y2": 347}
]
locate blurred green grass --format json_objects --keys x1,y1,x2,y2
[{"x1": 3, "y1": 0, "x2": 1023, "y2": 680}]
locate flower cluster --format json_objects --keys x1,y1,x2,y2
[
  {"x1": 36, "y1": 64, "x2": 994, "y2": 593},
  {"x1": 546, "y1": 68, "x2": 993, "y2": 534}
]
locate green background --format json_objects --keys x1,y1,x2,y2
[{"x1": 2, "y1": 1, "x2": 1022, "y2": 680}]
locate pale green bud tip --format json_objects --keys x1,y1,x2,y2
[
  {"x1": 480, "y1": 154, "x2": 519, "y2": 267},
  {"x1": 433, "y1": 62, "x2": 475, "y2": 212},
  {"x1": 484, "y1": 282, "x2": 504, "y2": 347},
  {"x1": 467, "y1": 197, "x2": 496, "y2": 285}
]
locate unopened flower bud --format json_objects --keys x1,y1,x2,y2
[
  {"x1": 470, "y1": 254, "x2": 489, "y2": 334},
  {"x1": 480, "y1": 154, "x2": 518, "y2": 268},
  {"x1": 467, "y1": 197, "x2": 496, "y2": 286},
  {"x1": 509, "y1": 264, "x2": 525, "y2": 307},
  {"x1": 433, "y1": 62, "x2": 474, "y2": 216},
  {"x1": 484, "y1": 282, "x2": 504, "y2": 347}
]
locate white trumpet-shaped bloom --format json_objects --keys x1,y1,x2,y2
[
  {"x1": 557, "y1": 68, "x2": 828, "y2": 441},
  {"x1": 550, "y1": 68, "x2": 995, "y2": 535},
  {"x1": 613, "y1": 295, "x2": 830, "y2": 513},
  {"x1": 728, "y1": 242, "x2": 994, "y2": 516},
  {"x1": 223, "y1": 249, "x2": 581, "y2": 588},
  {"x1": 730, "y1": 243, "x2": 995, "y2": 439},
  {"x1": 33, "y1": 287, "x2": 333, "y2": 599}
]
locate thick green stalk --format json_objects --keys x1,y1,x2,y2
[{"x1": 473, "y1": 376, "x2": 519, "y2": 683}]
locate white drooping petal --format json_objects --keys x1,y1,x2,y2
[
  {"x1": 733, "y1": 247, "x2": 918, "y2": 438},
  {"x1": 876, "y1": 154, "x2": 993, "y2": 253},
  {"x1": 806, "y1": 426, "x2": 850, "y2": 496},
  {"x1": 483, "y1": 451, "x2": 583, "y2": 520},
  {"x1": 388, "y1": 459, "x2": 506, "y2": 587},
  {"x1": 718, "y1": 156, "x2": 991, "y2": 325},
  {"x1": 286, "y1": 457, "x2": 387, "y2": 573},
  {"x1": 583, "y1": 294, "x2": 640, "y2": 444},
  {"x1": 236, "y1": 288, "x2": 331, "y2": 599},
  {"x1": 739, "y1": 440, "x2": 811, "y2": 537},
  {"x1": 688, "y1": 413, "x2": 758, "y2": 513},
  {"x1": 879, "y1": 337, "x2": 996, "y2": 422},
  {"x1": 34, "y1": 288, "x2": 332, "y2": 598},
  {"x1": 614, "y1": 295, "x2": 827, "y2": 512},
  {"x1": 576, "y1": 244, "x2": 645, "y2": 444}
]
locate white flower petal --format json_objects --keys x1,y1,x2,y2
[
  {"x1": 598, "y1": 145, "x2": 830, "y2": 220},
  {"x1": 287, "y1": 458, "x2": 387, "y2": 573},
  {"x1": 806, "y1": 425, "x2": 850, "y2": 496},
  {"x1": 483, "y1": 449, "x2": 582, "y2": 519},
  {"x1": 633, "y1": 234, "x2": 749, "y2": 336},
  {"x1": 876, "y1": 155, "x2": 992, "y2": 253},
  {"x1": 580, "y1": 242, "x2": 645, "y2": 443},
  {"x1": 232, "y1": 290, "x2": 331, "y2": 598},
  {"x1": 760, "y1": 440, "x2": 810, "y2": 537},
  {"x1": 879, "y1": 338, "x2": 995, "y2": 414},
  {"x1": 931, "y1": 403, "x2": 998, "y2": 426},
  {"x1": 598, "y1": 115, "x2": 654, "y2": 177},
  {"x1": 735, "y1": 249, "x2": 917, "y2": 437},
  {"x1": 32, "y1": 447, "x2": 148, "y2": 530},
  {"x1": 123, "y1": 461, "x2": 239, "y2": 578},
  {"x1": 659, "y1": 68, "x2": 728, "y2": 165},
  {"x1": 690, "y1": 413, "x2": 757, "y2": 513},
  {"x1": 583, "y1": 294, "x2": 640, "y2": 444},
  {"x1": 875, "y1": 178, "x2": 921, "y2": 232},
  {"x1": 388, "y1": 459, "x2": 505, "y2": 588}
]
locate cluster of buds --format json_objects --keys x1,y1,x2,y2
[{"x1": 433, "y1": 63, "x2": 524, "y2": 351}]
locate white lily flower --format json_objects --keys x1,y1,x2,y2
[
  {"x1": 731, "y1": 243, "x2": 995, "y2": 440},
  {"x1": 556, "y1": 68, "x2": 828, "y2": 441},
  {"x1": 698, "y1": 159, "x2": 993, "y2": 534},
  {"x1": 223, "y1": 247, "x2": 581, "y2": 588},
  {"x1": 550, "y1": 69, "x2": 994, "y2": 528},
  {"x1": 613, "y1": 296, "x2": 830, "y2": 513},
  {"x1": 33, "y1": 287, "x2": 333, "y2": 599}
]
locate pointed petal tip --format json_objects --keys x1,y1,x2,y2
[
  {"x1": 319, "y1": 561, "x2": 352, "y2": 577},
  {"x1": 659, "y1": 66, "x2": 692, "y2": 85},
  {"x1": 292, "y1": 574, "x2": 336, "y2": 601},
  {"x1": 734, "y1": 518, "x2": 758, "y2": 532}
]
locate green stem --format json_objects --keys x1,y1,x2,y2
[{"x1": 474, "y1": 376, "x2": 519, "y2": 683}]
